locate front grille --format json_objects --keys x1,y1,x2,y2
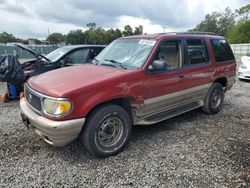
[{"x1": 25, "y1": 85, "x2": 42, "y2": 113}]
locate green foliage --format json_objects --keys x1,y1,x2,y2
[
  {"x1": 228, "y1": 20, "x2": 250, "y2": 43},
  {"x1": 65, "y1": 30, "x2": 85, "y2": 45},
  {"x1": 189, "y1": 7, "x2": 235, "y2": 37},
  {"x1": 46, "y1": 33, "x2": 65, "y2": 44},
  {"x1": 122, "y1": 25, "x2": 133, "y2": 36},
  {"x1": 134, "y1": 25, "x2": 143, "y2": 35},
  {"x1": 0, "y1": 32, "x2": 16, "y2": 43},
  {"x1": 236, "y1": 4, "x2": 250, "y2": 20},
  {"x1": 65, "y1": 23, "x2": 140, "y2": 45}
]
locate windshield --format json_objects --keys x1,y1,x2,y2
[
  {"x1": 45, "y1": 47, "x2": 71, "y2": 62},
  {"x1": 95, "y1": 38, "x2": 156, "y2": 69}
]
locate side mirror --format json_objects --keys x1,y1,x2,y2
[{"x1": 149, "y1": 60, "x2": 166, "y2": 71}]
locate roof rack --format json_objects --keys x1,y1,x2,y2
[{"x1": 159, "y1": 32, "x2": 218, "y2": 36}]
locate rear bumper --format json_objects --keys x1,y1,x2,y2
[{"x1": 20, "y1": 98, "x2": 85, "y2": 146}]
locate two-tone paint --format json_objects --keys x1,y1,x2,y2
[{"x1": 20, "y1": 33, "x2": 236, "y2": 146}]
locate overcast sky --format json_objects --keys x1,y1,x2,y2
[{"x1": 0, "y1": 0, "x2": 249, "y2": 39}]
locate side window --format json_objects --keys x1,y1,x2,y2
[
  {"x1": 151, "y1": 40, "x2": 181, "y2": 71},
  {"x1": 210, "y1": 39, "x2": 235, "y2": 62},
  {"x1": 66, "y1": 49, "x2": 89, "y2": 64},
  {"x1": 88, "y1": 47, "x2": 104, "y2": 61},
  {"x1": 185, "y1": 39, "x2": 209, "y2": 66}
]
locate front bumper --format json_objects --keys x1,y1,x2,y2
[
  {"x1": 20, "y1": 98, "x2": 85, "y2": 146},
  {"x1": 238, "y1": 69, "x2": 250, "y2": 80}
]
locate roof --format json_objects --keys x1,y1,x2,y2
[{"x1": 59, "y1": 45, "x2": 106, "y2": 50}]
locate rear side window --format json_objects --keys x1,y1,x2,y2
[
  {"x1": 210, "y1": 39, "x2": 235, "y2": 62},
  {"x1": 185, "y1": 39, "x2": 209, "y2": 66}
]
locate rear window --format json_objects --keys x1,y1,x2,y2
[
  {"x1": 185, "y1": 39, "x2": 209, "y2": 66},
  {"x1": 210, "y1": 39, "x2": 235, "y2": 62}
]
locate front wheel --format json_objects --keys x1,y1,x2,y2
[
  {"x1": 201, "y1": 83, "x2": 224, "y2": 114},
  {"x1": 80, "y1": 104, "x2": 132, "y2": 157}
]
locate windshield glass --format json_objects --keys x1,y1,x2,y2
[
  {"x1": 45, "y1": 47, "x2": 71, "y2": 62},
  {"x1": 95, "y1": 38, "x2": 156, "y2": 69}
]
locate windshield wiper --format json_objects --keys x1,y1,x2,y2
[{"x1": 104, "y1": 59, "x2": 127, "y2": 69}]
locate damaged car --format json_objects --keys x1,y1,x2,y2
[
  {"x1": 0, "y1": 44, "x2": 105, "y2": 102},
  {"x1": 238, "y1": 52, "x2": 250, "y2": 80}
]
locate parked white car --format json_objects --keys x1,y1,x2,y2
[{"x1": 238, "y1": 53, "x2": 250, "y2": 80}]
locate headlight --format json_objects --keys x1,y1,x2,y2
[
  {"x1": 240, "y1": 63, "x2": 247, "y2": 69},
  {"x1": 43, "y1": 98, "x2": 72, "y2": 117}
]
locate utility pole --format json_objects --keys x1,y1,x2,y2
[
  {"x1": 162, "y1": 26, "x2": 167, "y2": 33},
  {"x1": 48, "y1": 27, "x2": 50, "y2": 45}
]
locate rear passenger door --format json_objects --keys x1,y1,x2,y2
[{"x1": 182, "y1": 38, "x2": 214, "y2": 104}]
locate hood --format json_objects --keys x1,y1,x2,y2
[
  {"x1": 14, "y1": 43, "x2": 52, "y2": 63},
  {"x1": 28, "y1": 64, "x2": 136, "y2": 97},
  {"x1": 241, "y1": 55, "x2": 250, "y2": 65}
]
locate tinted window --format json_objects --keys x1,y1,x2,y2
[
  {"x1": 210, "y1": 39, "x2": 235, "y2": 62},
  {"x1": 66, "y1": 49, "x2": 89, "y2": 64},
  {"x1": 185, "y1": 39, "x2": 209, "y2": 66}
]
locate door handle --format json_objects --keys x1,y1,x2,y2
[{"x1": 179, "y1": 74, "x2": 185, "y2": 78}]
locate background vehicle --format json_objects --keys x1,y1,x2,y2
[
  {"x1": 0, "y1": 44, "x2": 105, "y2": 102},
  {"x1": 20, "y1": 33, "x2": 236, "y2": 157},
  {"x1": 17, "y1": 43, "x2": 106, "y2": 76},
  {"x1": 238, "y1": 53, "x2": 250, "y2": 80}
]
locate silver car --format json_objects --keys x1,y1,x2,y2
[{"x1": 238, "y1": 53, "x2": 250, "y2": 80}]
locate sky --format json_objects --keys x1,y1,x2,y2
[{"x1": 0, "y1": 0, "x2": 249, "y2": 39}]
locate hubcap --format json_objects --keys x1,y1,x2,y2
[
  {"x1": 211, "y1": 90, "x2": 222, "y2": 109},
  {"x1": 97, "y1": 117, "x2": 124, "y2": 147}
]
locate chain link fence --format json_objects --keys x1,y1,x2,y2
[
  {"x1": 230, "y1": 44, "x2": 250, "y2": 55},
  {"x1": 0, "y1": 44, "x2": 58, "y2": 59}
]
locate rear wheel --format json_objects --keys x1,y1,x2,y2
[
  {"x1": 81, "y1": 104, "x2": 132, "y2": 157},
  {"x1": 201, "y1": 83, "x2": 224, "y2": 114}
]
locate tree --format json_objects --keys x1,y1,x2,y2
[
  {"x1": 189, "y1": 7, "x2": 235, "y2": 37},
  {"x1": 47, "y1": 33, "x2": 65, "y2": 44},
  {"x1": 122, "y1": 25, "x2": 133, "y2": 36},
  {"x1": 105, "y1": 28, "x2": 116, "y2": 44},
  {"x1": 236, "y1": 4, "x2": 250, "y2": 20},
  {"x1": 134, "y1": 25, "x2": 143, "y2": 35},
  {"x1": 86, "y1": 23, "x2": 97, "y2": 32},
  {"x1": 65, "y1": 30, "x2": 85, "y2": 44},
  {"x1": 114, "y1": 28, "x2": 122, "y2": 38},
  {"x1": 217, "y1": 8, "x2": 235, "y2": 37},
  {"x1": 0, "y1": 32, "x2": 16, "y2": 43},
  {"x1": 227, "y1": 4, "x2": 250, "y2": 43},
  {"x1": 228, "y1": 20, "x2": 250, "y2": 43}
]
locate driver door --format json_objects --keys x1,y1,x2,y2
[{"x1": 143, "y1": 39, "x2": 188, "y2": 116}]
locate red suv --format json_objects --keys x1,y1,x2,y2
[{"x1": 20, "y1": 33, "x2": 236, "y2": 157}]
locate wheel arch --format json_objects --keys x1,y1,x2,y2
[
  {"x1": 213, "y1": 77, "x2": 228, "y2": 90},
  {"x1": 85, "y1": 97, "x2": 135, "y2": 122}
]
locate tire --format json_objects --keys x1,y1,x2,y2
[
  {"x1": 201, "y1": 83, "x2": 224, "y2": 115},
  {"x1": 81, "y1": 104, "x2": 132, "y2": 157}
]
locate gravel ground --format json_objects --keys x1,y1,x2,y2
[{"x1": 0, "y1": 68, "x2": 250, "y2": 187}]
